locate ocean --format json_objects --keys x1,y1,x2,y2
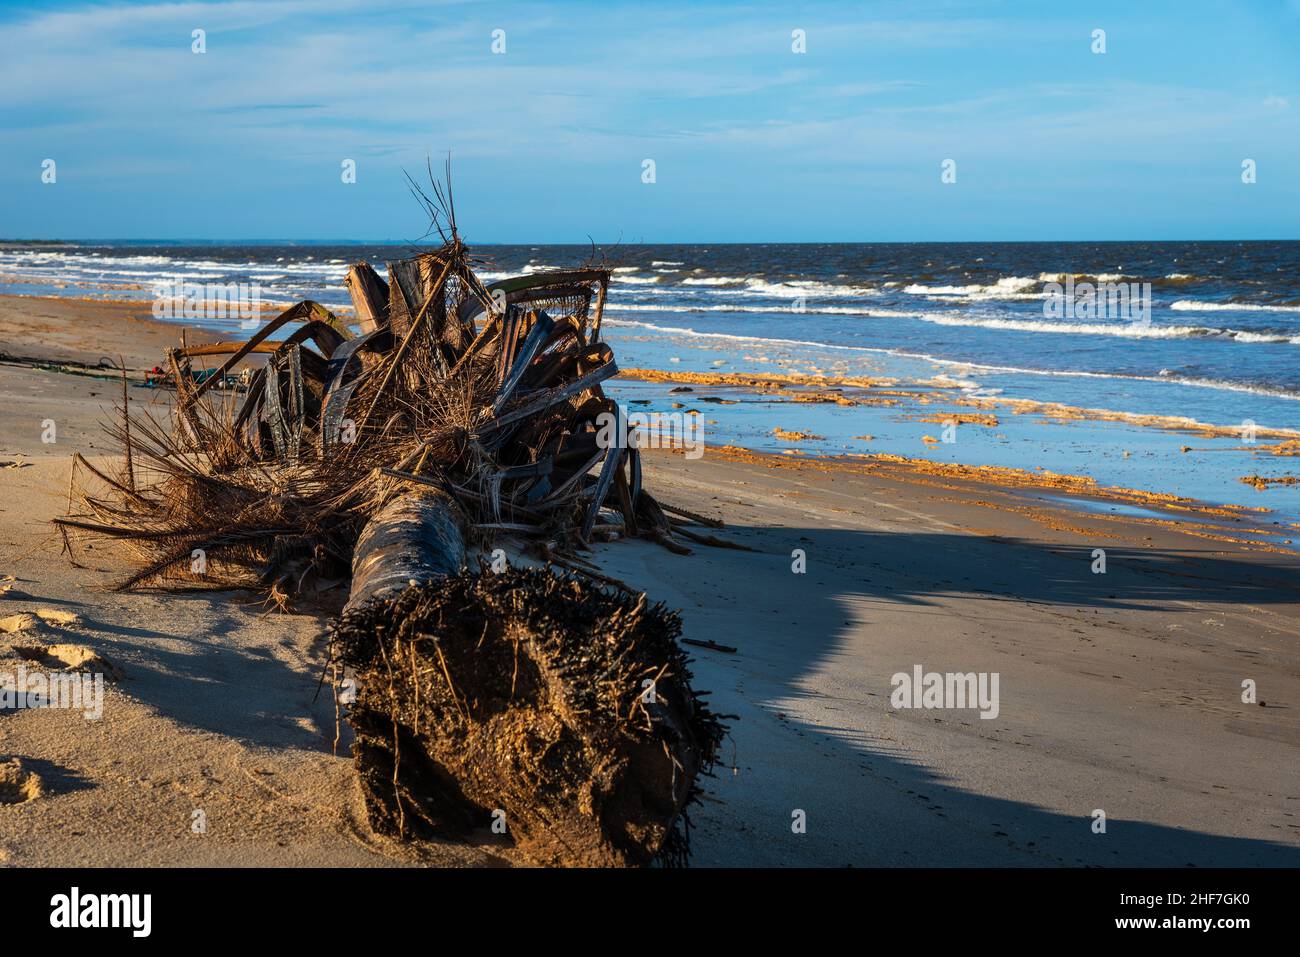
[{"x1": 3, "y1": 240, "x2": 1298, "y2": 529}]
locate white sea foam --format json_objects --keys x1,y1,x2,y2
[
  {"x1": 924, "y1": 292, "x2": 1046, "y2": 303},
  {"x1": 903, "y1": 312, "x2": 1300, "y2": 343},
  {"x1": 904, "y1": 283, "x2": 982, "y2": 295},
  {"x1": 681, "y1": 276, "x2": 744, "y2": 286},
  {"x1": 1036, "y1": 272, "x2": 1127, "y2": 283},
  {"x1": 675, "y1": 275, "x2": 874, "y2": 298},
  {"x1": 1170, "y1": 299, "x2": 1300, "y2": 314},
  {"x1": 904, "y1": 276, "x2": 1039, "y2": 299},
  {"x1": 612, "y1": 301, "x2": 1298, "y2": 343},
  {"x1": 740, "y1": 278, "x2": 876, "y2": 298},
  {"x1": 602, "y1": 317, "x2": 1300, "y2": 402},
  {"x1": 610, "y1": 302, "x2": 913, "y2": 318}
]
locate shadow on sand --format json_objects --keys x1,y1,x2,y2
[
  {"x1": 26, "y1": 523, "x2": 1299, "y2": 866},
  {"x1": 621, "y1": 523, "x2": 1300, "y2": 866}
]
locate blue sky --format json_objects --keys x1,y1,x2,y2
[{"x1": 1, "y1": 0, "x2": 1298, "y2": 242}]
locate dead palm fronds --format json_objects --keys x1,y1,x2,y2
[{"x1": 56, "y1": 221, "x2": 683, "y2": 599}]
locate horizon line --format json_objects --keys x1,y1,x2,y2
[{"x1": 4, "y1": 237, "x2": 1300, "y2": 246}]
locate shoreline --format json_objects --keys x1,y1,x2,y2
[
  {"x1": 620, "y1": 366, "x2": 1300, "y2": 441},
  {"x1": 3, "y1": 293, "x2": 1296, "y2": 537}
]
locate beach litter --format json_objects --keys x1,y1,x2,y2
[{"x1": 53, "y1": 187, "x2": 724, "y2": 865}]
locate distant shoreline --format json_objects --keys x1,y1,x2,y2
[{"x1": 4, "y1": 238, "x2": 1300, "y2": 246}]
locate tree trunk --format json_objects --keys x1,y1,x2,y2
[
  {"x1": 334, "y1": 493, "x2": 724, "y2": 866},
  {"x1": 345, "y1": 491, "x2": 464, "y2": 612}
]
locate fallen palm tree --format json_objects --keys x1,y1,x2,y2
[
  {"x1": 56, "y1": 195, "x2": 724, "y2": 865},
  {"x1": 337, "y1": 492, "x2": 717, "y2": 865}
]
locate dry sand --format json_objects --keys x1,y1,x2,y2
[{"x1": 1, "y1": 295, "x2": 1297, "y2": 867}]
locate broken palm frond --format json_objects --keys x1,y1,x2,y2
[
  {"x1": 56, "y1": 204, "x2": 722, "y2": 865},
  {"x1": 56, "y1": 236, "x2": 684, "y2": 594}
]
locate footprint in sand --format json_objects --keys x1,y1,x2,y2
[
  {"x1": 0, "y1": 609, "x2": 81, "y2": 634},
  {"x1": 0, "y1": 758, "x2": 47, "y2": 805},
  {"x1": 13, "y1": 644, "x2": 124, "y2": 681},
  {"x1": 0, "y1": 613, "x2": 38, "y2": 634},
  {"x1": 34, "y1": 609, "x2": 79, "y2": 626}
]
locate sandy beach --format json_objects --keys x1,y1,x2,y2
[{"x1": 1, "y1": 294, "x2": 1298, "y2": 867}]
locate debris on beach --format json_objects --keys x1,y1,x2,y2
[
  {"x1": 58, "y1": 247, "x2": 693, "y2": 595},
  {"x1": 1239, "y1": 474, "x2": 1299, "y2": 491},
  {"x1": 54, "y1": 185, "x2": 724, "y2": 865},
  {"x1": 771, "y1": 427, "x2": 825, "y2": 442},
  {"x1": 914, "y1": 412, "x2": 999, "y2": 428}
]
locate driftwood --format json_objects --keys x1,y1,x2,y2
[{"x1": 55, "y1": 200, "x2": 724, "y2": 866}]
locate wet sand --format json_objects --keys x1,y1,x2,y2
[{"x1": 1, "y1": 295, "x2": 1297, "y2": 866}]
